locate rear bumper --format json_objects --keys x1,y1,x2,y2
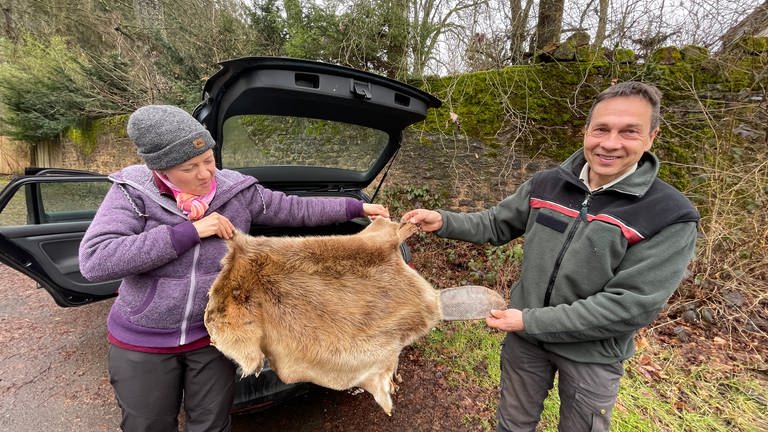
[{"x1": 231, "y1": 368, "x2": 311, "y2": 414}]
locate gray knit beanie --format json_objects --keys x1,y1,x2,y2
[{"x1": 127, "y1": 105, "x2": 216, "y2": 170}]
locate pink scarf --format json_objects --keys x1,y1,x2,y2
[{"x1": 154, "y1": 172, "x2": 217, "y2": 221}]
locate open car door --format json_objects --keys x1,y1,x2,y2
[{"x1": 0, "y1": 169, "x2": 119, "y2": 306}]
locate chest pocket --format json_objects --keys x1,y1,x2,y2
[{"x1": 535, "y1": 212, "x2": 568, "y2": 233}]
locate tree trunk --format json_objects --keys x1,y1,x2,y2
[
  {"x1": 594, "y1": 0, "x2": 609, "y2": 48},
  {"x1": 508, "y1": 0, "x2": 533, "y2": 62},
  {"x1": 534, "y1": 0, "x2": 564, "y2": 50}
]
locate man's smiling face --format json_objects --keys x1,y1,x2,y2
[{"x1": 583, "y1": 95, "x2": 658, "y2": 189}]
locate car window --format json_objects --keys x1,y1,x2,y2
[
  {"x1": 0, "y1": 181, "x2": 110, "y2": 226},
  {"x1": 0, "y1": 190, "x2": 26, "y2": 226},
  {"x1": 221, "y1": 115, "x2": 389, "y2": 172}
]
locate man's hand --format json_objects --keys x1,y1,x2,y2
[
  {"x1": 486, "y1": 308, "x2": 525, "y2": 332},
  {"x1": 193, "y1": 212, "x2": 235, "y2": 239},
  {"x1": 401, "y1": 209, "x2": 443, "y2": 232},
  {"x1": 362, "y1": 203, "x2": 390, "y2": 219}
]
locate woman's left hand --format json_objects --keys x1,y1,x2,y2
[{"x1": 362, "y1": 203, "x2": 390, "y2": 219}]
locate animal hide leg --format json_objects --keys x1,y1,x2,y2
[{"x1": 358, "y1": 355, "x2": 400, "y2": 416}]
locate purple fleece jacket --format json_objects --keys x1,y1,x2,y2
[{"x1": 79, "y1": 165, "x2": 363, "y2": 348}]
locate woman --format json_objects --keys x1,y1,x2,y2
[{"x1": 79, "y1": 105, "x2": 389, "y2": 432}]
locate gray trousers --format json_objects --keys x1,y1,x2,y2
[
  {"x1": 497, "y1": 333, "x2": 624, "y2": 432},
  {"x1": 108, "y1": 344, "x2": 236, "y2": 432}
]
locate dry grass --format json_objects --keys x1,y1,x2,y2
[{"x1": 666, "y1": 95, "x2": 768, "y2": 357}]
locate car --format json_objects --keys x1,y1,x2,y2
[{"x1": 0, "y1": 56, "x2": 441, "y2": 413}]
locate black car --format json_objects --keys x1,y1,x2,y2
[{"x1": 0, "y1": 56, "x2": 441, "y2": 413}]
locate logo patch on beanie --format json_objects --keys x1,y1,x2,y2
[{"x1": 193, "y1": 137, "x2": 206, "y2": 149}]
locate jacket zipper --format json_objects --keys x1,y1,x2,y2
[
  {"x1": 542, "y1": 192, "x2": 591, "y2": 307},
  {"x1": 179, "y1": 243, "x2": 201, "y2": 345}
]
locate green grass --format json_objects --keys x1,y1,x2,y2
[
  {"x1": 418, "y1": 324, "x2": 768, "y2": 431},
  {"x1": 416, "y1": 321, "x2": 504, "y2": 429},
  {"x1": 419, "y1": 321, "x2": 504, "y2": 388}
]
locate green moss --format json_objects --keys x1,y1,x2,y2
[
  {"x1": 576, "y1": 46, "x2": 608, "y2": 63},
  {"x1": 64, "y1": 114, "x2": 129, "y2": 156},
  {"x1": 411, "y1": 46, "x2": 767, "y2": 190},
  {"x1": 420, "y1": 62, "x2": 616, "y2": 162},
  {"x1": 650, "y1": 46, "x2": 682, "y2": 65},
  {"x1": 731, "y1": 36, "x2": 768, "y2": 55},
  {"x1": 612, "y1": 48, "x2": 636, "y2": 64},
  {"x1": 97, "y1": 114, "x2": 130, "y2": 138},
  {"x1": 65, "y1": 125, "x2": 98, "y2": 156}
]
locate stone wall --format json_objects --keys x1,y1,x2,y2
[
  {"x1": 415, "y1": 41, "x2": 767, "y2": 192},
  {"x1": 385, "y1": 131, "x2": 558, "y2": 212},
  {"x1": 1, "y1": 133, "x2": 140, "y2": 176},
  {"x1": 58, "y1": 134, "x2": 142, "y2": 174}
]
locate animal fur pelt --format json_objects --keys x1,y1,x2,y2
[{"x1": 204, "y1": 218, "x2": 442, "y2": 415}]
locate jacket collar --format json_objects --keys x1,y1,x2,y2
[
  {"x1": 559, "y1": 150, "x2": 659, "y2": 198},
  {"x1": 109, "y1": 165, "x2": 259, "y2": 211}
]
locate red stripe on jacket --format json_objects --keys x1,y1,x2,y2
[{"x1": 530, "y1": 198, "x2": 645, "y2": 245}]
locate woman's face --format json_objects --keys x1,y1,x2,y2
[{"x1": 161, "y1": 149, "x2": 216, "y2": 195}]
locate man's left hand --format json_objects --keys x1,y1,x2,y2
[{"x1": 486, "y1": 308, "x2": 525, "y2": 332}]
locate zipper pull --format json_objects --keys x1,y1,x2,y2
[{"x1": 579, "y1": 194, "x2": 591, "y2": 220}]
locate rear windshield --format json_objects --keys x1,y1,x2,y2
[{"x1": 221, "y1": 115, "x2": 390, "y2": 172}]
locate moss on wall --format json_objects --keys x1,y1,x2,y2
[
  {"x1": 413, "y1": 41, "x2": 767, "y2": 191},
  {"x1": 730, "y1": 35, "x2": 768, "y2": 55},
  {"x1": 50, "y1": 40, "x2": 767, "y2": 194},
  {"x1": 612, "y1": 48, "x2": 636, "y2": 63},
  {"x1": 65, "y1": 114, "x2": 129, "y2": 157}
]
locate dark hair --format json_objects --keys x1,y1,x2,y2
[{"x1": 585, "y1": 81, "x2": 662, "y2": 132}]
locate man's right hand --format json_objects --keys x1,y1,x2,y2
[
  {"x1": 486, "y1": 308, "x2": 524, "y2": 332},
  {"x1": 401, "y1": 209, "x2": 443, "y2": 232}
]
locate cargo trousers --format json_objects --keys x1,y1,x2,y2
[
  {"x1": 497, "y1": 333, "x2": 624, "y2": 432},
  {"x1": 108, "y1": 344, "x2": 236, "y2": 432}
]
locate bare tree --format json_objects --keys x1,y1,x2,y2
[
  {"x1": 594, "y1": 0, "x2": 609, "y2": 48},
  {"x1": 534, "y1": 0, "x2": 565, "y2": 50},
  {"x1": 409, "y1": 0, "x2": 488, "y2": 77},
  {"x1": 334, "y1": 0, "x2": 411, "y2": 78},
  {"x1": 508, "y1": 0, "x2": 535, "y2": 61},
  {"x1": 572, "y1": 0, "x2": 609, "y2": 47}
]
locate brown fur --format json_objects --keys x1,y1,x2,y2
[{"x1": 204, "y1": 218, "x2": 441, "y2": 415}]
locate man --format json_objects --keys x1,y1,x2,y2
[{"x1": 402, "y1": 81, "x2": 699, "y2": 431}]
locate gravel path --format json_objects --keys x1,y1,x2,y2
[
  {"x1": 0, "y1": 263, "x2": 493, "y2": 432},
  {"x1": 0, "y1": 264, "x2": 120, "y2": 431}
]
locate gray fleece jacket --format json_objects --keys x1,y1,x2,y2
[{"x1": 436, "y1": 150, "x2": 699, "y2": 364}]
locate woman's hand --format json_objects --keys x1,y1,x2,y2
[
  {"x1": 362, "y1": 203, "x2": 390, "y2": 219},
  {"x1": 401, "y1": 209, "x2": 443, "y2": 232},
  {"x1": 193, "y1": 212, "x2": 235, "y2": 239}
]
